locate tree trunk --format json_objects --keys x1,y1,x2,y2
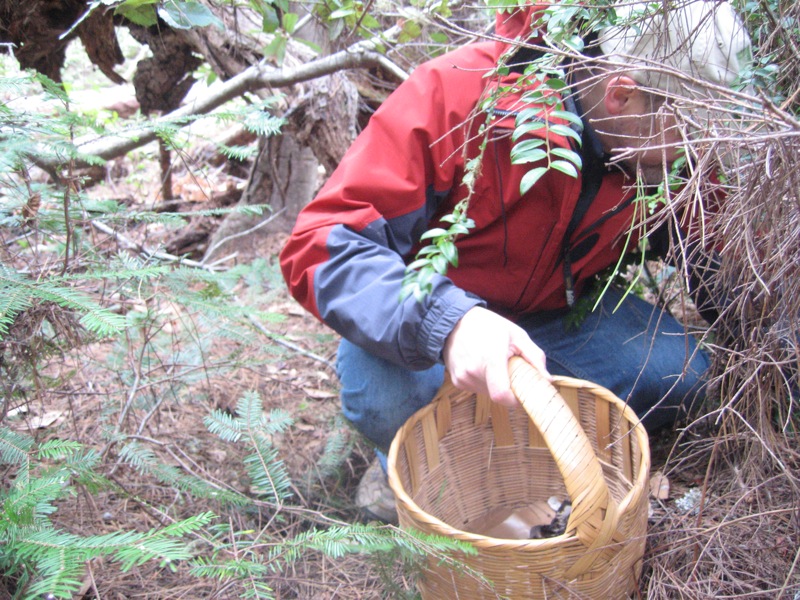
[
  {"x1": 190, "y1": 6, "x2": 361, "y2": 260},
  {"x1": 202, "y1": 134, "x2": 316, "y2": 261}
]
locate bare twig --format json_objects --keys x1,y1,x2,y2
[{"x1": 201, "y1": 207, "x2": 286, "y2": 264}]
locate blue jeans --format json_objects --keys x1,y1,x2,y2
[{"x1": 336, "y1": 287, "x2": 710, "y2": 455}]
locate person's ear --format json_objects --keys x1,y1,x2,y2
[{"x1": 604, "y1": 75, "x2": 639, "y2": 116}]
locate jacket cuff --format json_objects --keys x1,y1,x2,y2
[{"x1": 413, "y1": 287, "x2": 486, "y2": 367}]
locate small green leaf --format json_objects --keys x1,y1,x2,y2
[
  {"x1": 551, "y1": 160, "x2": 579, "y2": 178},
  {"x1": 282, "y1": 12, "x2": 299, "y2": 33},
  {"x1": 359, "y1": 13, "x2": 380, "y2": 29},
  {"x1": 406, "y1": 258, "x2": 431, "y2": 271},
  {"x1": 447, "y1": 223, "x2": 472, "y2": 236},
  {"x1": 549, "y1": 109, "x2": 584, "y2": 129},
  {"x1": 519, "y1": 166, "x2": 548, "y2": 195},
  {"x1": 511, "y1": 138, "x2": 546, "y2": 153},
  {"x1": 545, "y1": 78, "x2": 568, "y2": 91},
  {"x1": 516, "y1": 105, "x2": 548, "y2": 121},
  {"x1": 329, "y1": 7, "x2": 356, "y2": 18},
  {"x1": 563, "y1": 34, "x2": 585, "y2": 53},
  {"x1": 439, "y1": 242, "x2": 458, "y2": 266},
  {"x1": 512, "y1": 121, "x2": 546, "y2": 141},
  {"x1": 116, "y1": 2, "x2": 158, "y2": 27},
  {"x1": 158, "y1": 1, "x2": 222, "y2": 30},
  {"x1": 550, "y1": 147, "x2": 583, "y2": 170},
  {"x1": 431, "y1": 254, "x2": 449, "y2": 274},
  {"x1": 264, "y1": 35, "x2": 288, "y2": 64},
  {"x1": 416, "y1": 266, "x2": 436, "y2": 288},
  {"x1": 510, "y1": 144, "x2": 547, "y2": 165},
  {"x1": 399, "y1": 19, "x2": 423, "y2": 43},
  {"x1": 418, "y1": 246, "x2": 442, "y2": 257},
  {"x1": 419, "y1": 228, "x2": 449, "y2": 241},
  {"x1": 548, "y1": 124, "x2": 582, "y2": 144}
]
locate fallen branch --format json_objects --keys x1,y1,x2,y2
[{"x1": 39, "y1": 46, "x2": 396, "y2": 171}]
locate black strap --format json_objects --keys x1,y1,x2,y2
[{"x1": 560, "y1": 99, "x2": 605, "y2": 307}]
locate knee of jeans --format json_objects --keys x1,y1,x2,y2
[
  {"x1": 632, "y1": 350, "x2": 711, "y2": 431},
  {"x1": 340, "y1": 378, "x2": 443, "y2": 451},
  {"x1": 335, "y1": 339, "x2": 445, "y2": 450}
]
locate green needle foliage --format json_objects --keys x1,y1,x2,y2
[
  {"x1": 0, "y1": 263, "x2": 127, "y2": 339},
  {"x1": 205, "y1": 391, "x2": 294, "y2": 504},
  {"x1": 0, "y1": 426, "x2": 216, "y2": 599}
]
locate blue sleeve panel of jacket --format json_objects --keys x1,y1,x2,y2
[{"x1": 317, "y1": 219, "x2": 485, "y2": 370}]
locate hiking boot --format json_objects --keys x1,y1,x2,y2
[{"x1": 356, "y1": 457, "x2": 398, "y2": 524}]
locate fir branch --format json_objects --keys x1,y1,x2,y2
[
  {"x1": 0, "y1": 425, "x2": 34, "y2": 466},
  {"x1": 243, "y1": 439, "x2": 292, "y2": 504},
  {"x1": 2, "y1": 474, "x2": 66, "y2": 526},
  {"x1": 204, "y1": 409, "x2": 243, "y2": 443},
  {"x1": 0, "y1": 263, "x2": 125, "y2": 338},
  {"x1": 314, "y1": 414, "x2": 355, "y2": 481},
  {"x1": 205, "y1": 392, "x2": 294, "y2": 505},
  {"x1": 117, "y1": 441, "x2": 244, "y2": 505}
]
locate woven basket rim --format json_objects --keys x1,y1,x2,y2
[{"x1": 387, "y1": 374, "x2": 651, "y2": 549}]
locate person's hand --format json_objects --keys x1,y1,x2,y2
[{"x1": 442, "y1": 307, "x2": 550, "y2": 407}]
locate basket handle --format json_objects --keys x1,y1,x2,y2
[{"x1": 508, "y1": 356, "x2": 620, "y2": 571}]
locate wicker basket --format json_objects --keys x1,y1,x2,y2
[{"x1": 387, "y1": 356, "x2": 651, "y2": 599}]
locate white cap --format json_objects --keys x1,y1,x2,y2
[{"x1": 598, "y1": 0, "x2": 752, "y2": 99}]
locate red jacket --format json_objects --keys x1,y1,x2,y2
[{"x1": 280, "y1": 11, "x2": 646, "y2": 369}]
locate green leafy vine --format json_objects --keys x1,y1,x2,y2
[{"x1": 401, "y1": 1, "x2": 611, "y2": 301}]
